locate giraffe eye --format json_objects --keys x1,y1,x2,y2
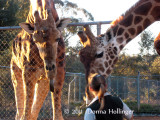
[
  {"x1": 95, "y1": 52, "x2": 104, "y2": 58},
  {"x1": 56, "y1": 38, "x2": 61, "y2": 42}
]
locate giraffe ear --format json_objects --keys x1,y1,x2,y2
[
  {"x1": 19, "y1": 22, "x2": 34, "y2": 34},
  {"x1": 56, "y1": 18, "x2": 71, "y2": 31},
  {"x1": 78, "y1": 31, "x2": 89, "y2": 47}
]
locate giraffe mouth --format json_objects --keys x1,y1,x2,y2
[
  {"x1": 45, "y1": 70, "x2": 56, "y2": 92},
  {"x1": 50, "y1": 79, "x2": 55, "y2": 92}
]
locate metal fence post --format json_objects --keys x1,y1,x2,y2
[
  {"x1": 74, "y1": 76, "x2": 76, "y2": 102},
  {"x1": 137, "y1": 72, "x2": 140, "y2": 111},
  {"x1": 79, "y1": 73, "x2": 82, "y2": 101},
  {"x1": 108, "y1": 75, "x2": 111, "y2": 93},
  {"x1": 68, "y1": 75, "x2": 77, "y2": 108},
  {"x1": 117, "y1": 78, "x2": 119, "y2": 96},
  {"x1": 148, "y1": 80, "x2": 150, "y2": 104},
  {"x1": 97, "y1": 23, "x2": 101, "y2": 35}
]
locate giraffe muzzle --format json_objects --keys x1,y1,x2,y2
[{"x1": 45, "y1": 64, "x2": 56, "y2": 92}]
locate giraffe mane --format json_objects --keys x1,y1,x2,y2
[{"x1": 111, "y1": 0, "x2": 146, "y2": 27}]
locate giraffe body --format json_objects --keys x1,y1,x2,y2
[
  {"x1": 78, "y1": 0, "x2": 160, "y2": 103},
  {"x1": 11, "y1": 0, "x2": 70, "y2": 120}
]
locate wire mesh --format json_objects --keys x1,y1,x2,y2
[{"x1": 0, "y1": 23, "x2": 160, "y2": 119}]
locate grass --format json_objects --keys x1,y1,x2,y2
[{"x1": 124, "y1": 100, "x2": 160, "y2": 114}]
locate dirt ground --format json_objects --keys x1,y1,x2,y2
[{"x1": 64, "y1": 116, "x2": 160, "y2": 120}]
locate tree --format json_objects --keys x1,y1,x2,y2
[
  {"x1": 138, "y1": 30, "x2": 156, "y2": 56},
  {"x1": 0, "y1": 0, "x2": 18, "y2": 26}
]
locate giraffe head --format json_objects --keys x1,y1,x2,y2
[
  {"x1": 19, "y1": 10, "x2": 70, "y2": 91},
  {"x1": 78, "y1": 25, "x2": 118, "y2": 82}
]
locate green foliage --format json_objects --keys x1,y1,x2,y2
[
  {"x1": 149, "y1": 56, "x2": 160, "y2": 75},
  {"x1": 124, "y1": 100, "x2": 160, "y2": 113},
  {"x1": 0, "y1": 0, "x2": 29, "y2": 26},
  {"x1": 66, "y1": 43, "x2": 84, "y2": 73},
  {"x1": 112, "y1": 53, "x2": 160, "y2": 76},
  {"x1": 139, "y1": 30, "x2": 156, "y2": 55}
]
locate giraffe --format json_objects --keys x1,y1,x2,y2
[
  {"x1": 10, "y1": 0, "x2": 70, "y2": 120},
  {"x1": 78, "y1": 0, "x2": 160, "y2": 103}
]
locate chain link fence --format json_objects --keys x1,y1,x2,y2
[{"x1": 0, "y1": 22, "x2": 160, "y2": 119}]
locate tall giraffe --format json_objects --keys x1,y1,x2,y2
[
  {"x1": 10, "y1": 0, "x2": 70, "y2": 120},
  {"x1": 78, "y1": 0, "x2": 160, "y2": 101}
]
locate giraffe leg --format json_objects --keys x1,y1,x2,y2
[
  {"x1": 11, "y1": 63, "x2": 25, "y2": 120},
  {"x1": 51, "y1": 88, "x2": 64, "y2": 120},
  {"x1": 31, "y1": 79, "x2": 49, "y2": 120},
  {"x1": 51, "y1": 74, "x2": 64, "y2": 120},
  {"x1": 22, "y1": 69, "x2": 37, "y2": 120}
]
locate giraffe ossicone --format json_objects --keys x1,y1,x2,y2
[{"x1": 78, "y1": 0, "x2": 160, "y2": 103}]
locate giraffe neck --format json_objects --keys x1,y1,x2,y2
[
  {"x1": 26, "y1": 0, "x2": 59, "y2": 24},
  {"x1": 88, "y1": 0, "x2": 160, "y2": 78},
  {"x1": 104, "y1": 0, "x2": 160, "y2": 54}
]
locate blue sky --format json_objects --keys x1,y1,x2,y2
[{"x1": 67, "y1": 0, "x2": 160, "y2": 55}]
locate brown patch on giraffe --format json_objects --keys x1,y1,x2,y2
[
  {"x1": 104, "y1": 61, "x2": 108, "y2": 68},
  {"x1": 109, "y1": 51, "x2": 113, "y2": 55},
  {"x1": 113, "y1": 57, "x2": 118, "y2": 64},
  {"x1": 137, "y1": 26, "x2": 143, "y2": 35},
  {"x1": 119, "y1": 45, "x2": 124, "y2": 50},
  {"x1": 57, "y1": 48, "x2": 61, "y2": 54},
  {"x1": 106, "y1": 68, "x2": 111, "y2": 75},
  {"x1": 110, "y1": 55, "x2": 115, "y2": 59},
  {"x1": 151, "y1": 6, "x2": 160, "y2": 20},
  {"x1": 124, "y1": 33, "x2": 129, "y2": 40},
  {"x1": 58, "y1": 81, "x2": 62, "y2": 86},
  {"x1": 120, "y1": 14, "x2": 133, "y2": 27},
  {"x1": 114, "y1": 47, "x2": 117, "y2": 52},
  {"x1": 99, "y1": 66, "x2": 105, "y2": 73},
  {"x1": 29, "y1": 68, "x2": 37, "y2": 72},
  {"x1": 26, "y1": 80, "x2": 32, "y2": 86},
  {"x1": 134, "y1": 2, "x2": 152, "y2": 16},
  {"x1": 58, "y1": 39, "x2": 65, "y2": 48},
  {"x1": 109, "y1": 60, "x2": 112, "y2": 64},
  {"x1": 117, "y1": 37, "x2": 123, "y2": 44},
  {"x1": 143, "y1": 18, "x2": 151, "y2": 29},
  {"x1": 113, "y1": 47, "x2": 118, "y2": 55},
  {"x1": 126, "y1": 38, "x2": 132, "y2": 43},
  {"x1": 113, "y1": 26, "x2": 119, "y2": 36},
  {"x1": 55, "y1": 97, "x2": 59, "y2": 102},
  {"x1": 106, "y1": 56, "x2": 109, "y2": 60},
  {"x1": 134, "y1": 16, "x2": 143, "y2": 25},
  {"x1": 117, "y1": 28, "x2": 124, "y2": 36},
  {"x1": 55, "y1": 89, "x2": 60, "y2": 94},
  {"x1": 58, "y1": 53, "x2": 65, "y2": 60},
  {"x1": 128, "y1": 28, "x2": 136, "y2": 35},
  {"x1": 58, "y1": 61, "x2": 64, "y2": 67},
  {"x1": 29, "y1": 58, "x2": 37, "y2": 66},
  {"x1": 23, "y1": 56, "x2": 27, "y2": 61}
]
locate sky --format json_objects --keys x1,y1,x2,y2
[{"x1": 67, "y1": 0, "x2": 160, "y2": 55}]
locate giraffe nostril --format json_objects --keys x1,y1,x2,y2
[
  {"x1": 46, "y1": 65, "x2": 55, "y2": 71},
  {"x1": 52, "y1": 64, "x2": 55, "y2": 70},
  {"x1": 46, "y1": 66, "x2": 49, "y2": 70}
]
